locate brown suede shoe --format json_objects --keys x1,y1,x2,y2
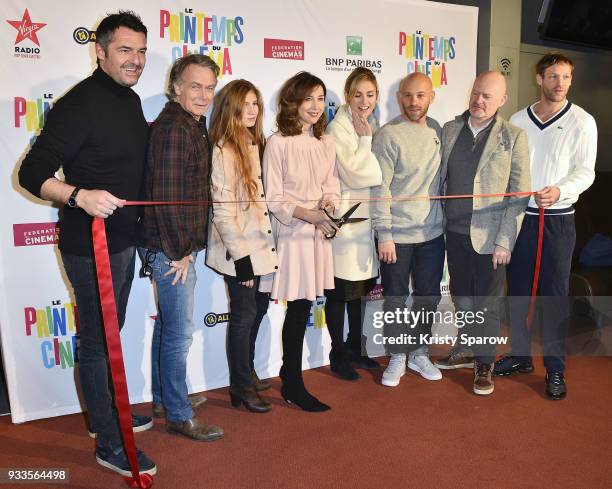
[
  {"x1": 473, "y1": 362, "x2": 494, "y2": 395},
  {"x1": 251, "y1": 370, "x2": 271, "y2": 391},
  {"x1": 152, "y1": 394, "x2": 207, "y2": 418},
  {"x1": 434, "y1": 348, "x2": 474, "y2": 369},
  {"x1": 166, "y1": 417, "x2": 224, "y2": 442}
]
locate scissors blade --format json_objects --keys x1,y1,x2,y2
[
  {"x1": 343, "y1": 217, "x2": 368, "y2": 224},
  {"x1": 337, "y1": 202, "x2": 361, "y2": 225}
]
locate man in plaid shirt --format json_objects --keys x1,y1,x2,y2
[{"x1": 139, "y1": 54, "x2": 223, "y2": 442}]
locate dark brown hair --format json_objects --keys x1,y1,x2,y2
[
  {"x1": 276, "y1": 71, "x2": 327, "y2": 139},
  {"x1": 536, "y1": 52, "x2": 574, "y2": 77}
]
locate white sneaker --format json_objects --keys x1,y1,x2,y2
[
  {"x1": 408, "y1": 350, "x2": 442, "y2": 381},
  {"x1": 381, "y1": 354, "x2": 406, "y2": 387}
]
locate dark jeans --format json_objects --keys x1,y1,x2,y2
[
  {"x1": 446, "y1": 231, "x2": 505, "y2": 364},
  {"x1": 380, "y1": 235, "x2": 445, "y2": 354},
  {"x1": 61, "y1": 246, "x2": 135, "y2": 447},
  {"x1": 224, "y1": 276, "x2": 270, "y2": 387},
  {"x1": 507, "y1": 212, "x2": 575, "y2": 373}
]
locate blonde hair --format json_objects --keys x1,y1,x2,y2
[{"x1": 344, "y1": 67, "x2": 379, "y2": 102}]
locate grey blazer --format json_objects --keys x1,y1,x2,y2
[{"x1": 440, "y1": 113, "x2": 531, "y2": 254}]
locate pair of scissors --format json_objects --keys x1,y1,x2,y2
[{"x1": 323, "y1": 202, "x2": 368, "y2": 239}]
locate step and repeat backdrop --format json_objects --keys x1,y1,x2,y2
[{"x1": 0, "y1": 0, "x2": 477, "y2": 423}]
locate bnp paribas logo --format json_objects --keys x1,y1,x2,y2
[{"x1": 346, "y1": 36, "x2": 362, "y2": 56}]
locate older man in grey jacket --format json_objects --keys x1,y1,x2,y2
[{"x1": 435, "y1": 71, "x2": 531, "y2": 396}]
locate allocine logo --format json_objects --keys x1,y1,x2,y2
[
  {"x1": 73, "y1": 27, "x2": 96, "y2": 44},
  {"x1": 263, "y1": 38, "x2": 304, "y2": 60},
  {"x1": 13, "y1": 222, "x2": 59, "y2": 247},
  {"x1": 14, "y1": 93, "x2": 53, "y2": 132},
  {"x1": 204, "y1": 312, "x2": 230, "y2": 327},
  {"x1": 6, "y1": 8, "x2": 46, "y2": 59}
]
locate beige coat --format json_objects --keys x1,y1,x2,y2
[
  {"x1": 440, "y1": 113, "x2": 531, "y2": 254},
  {"x1": 206, "y1": 143, "x2": 278, "y2": 277}
]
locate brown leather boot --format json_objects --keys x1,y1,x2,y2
[
  {"x1": 473, "y1": 362, "x2": 494, "y2": 395},
  {"x1": 229, "y1": 384, "x2": 272, "y2": 413},
  {"x1": 166, "y1": 417, "x2": 223, "y2": 441},
  {"x1": 251, "y1": 370, "x2": 271, "y2": 391},
  {"x1": 152, "y1": 394, "x2": 207, "y2": 418}
]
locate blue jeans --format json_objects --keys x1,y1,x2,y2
[
  {"x1": 380, "y1": 235, "x2": 445, "y2": 354},
  {"x1": 61, "y1": 246, "x2": 135, "y2": 447},
  {"x1": 140, "y1": 248, "x2": 197, "y2": 422}
]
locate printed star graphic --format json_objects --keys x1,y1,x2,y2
[{"x1": 7, "y1": 9, "x2": 46, "y2": 46}]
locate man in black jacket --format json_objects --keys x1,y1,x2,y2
[{"x1": 18, "y1": 11, "x2": 155, "y2": 477}]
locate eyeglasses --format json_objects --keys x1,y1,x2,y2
[{"x1": 139, "y1": 250, "x2": 157, "y2": 278}]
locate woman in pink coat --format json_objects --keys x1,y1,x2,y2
[{"x1": 262, "y1": 72, "x2": 340, "y2": 412}]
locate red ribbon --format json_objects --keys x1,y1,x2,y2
[
  {"x1": 88, "y1": 190, "x2": 544, "y2": 487},
  {"x1": 92, "y1": 218, "x2": 154, "y2": 488},
  {"x1": 526, "y1": 207, "x2": 546, "y2": 329}
]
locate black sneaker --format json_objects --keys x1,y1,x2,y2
[
  {"x1": 89, "y1": 413, "x2": 153, "y2": 438},
  {"x1": 95, "y1": 444, "x2": 156, "y2": 477},
  {"x1": 493, "y1": 355, "x2": 534, "y2": 376},
  {"x1": 545, "y1": 372, "x2": 567, "y2": 400}
]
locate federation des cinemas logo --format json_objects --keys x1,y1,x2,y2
[
  {"x1": 13, "y1": 222, "x2": 59, "y2": 247},
  {"x1": 6, "y1": 8, "x2": 46, "y2": 59},
  {"x1": 263, "y1": 38, "x2": 304, "y2": 60}
]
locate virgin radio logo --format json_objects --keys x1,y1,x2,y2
[
  {"x1": 14, "y1": 93, "x2": 53, "y2": 132},
  {"x1": 6, "y1": 8, "x2": 46, "y2": 59},
  {"x1": 24, "y1": 299, "x2": 80, "y2": 369}
]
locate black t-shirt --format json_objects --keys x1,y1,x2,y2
[{"x1": 19, "y1": 68, "x2": 148, "y2": 256}]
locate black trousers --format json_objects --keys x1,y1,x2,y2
[
  {"x1": 224, "y1": 276, "x2": 270, "y2": 387},
  {"x1": 325, "y1": 288, "x2": 374, "y2": 359},
  {"x1": 507, "y1": 210, "x2": 575, "y2": 373},
  {"x1": 446, "y1": 231, "x2": 505, "y2": 364}
]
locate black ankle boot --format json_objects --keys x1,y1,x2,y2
[
  {"x1": 229, "y1": 384, "x2": 272, "y2": 413},
  {"x1": 330, "y1": 350, "x2": 360, "y2": 381},
  {"x1": 280, "y1": 381, "x2": 330, "y2": 412}
]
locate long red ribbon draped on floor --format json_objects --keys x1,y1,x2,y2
[
  {"x1": 92, "y1": 217, "x2": 154, "y2": 489},
  {"x1": 91, "y1": 191, "x2": 544, "y2": 487}
]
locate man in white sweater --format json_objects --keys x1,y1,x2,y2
[
  {"x1": 372, "y1": 72, "x2": 445, "y2": 387},
  {"x1": 494, "y1": 53, "x2": 597, "y2": 400}
]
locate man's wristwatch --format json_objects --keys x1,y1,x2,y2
[{"x1": 67, "y1": 187, "x2": 81, "y2": 208}]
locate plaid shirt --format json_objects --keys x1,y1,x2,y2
[{"x1": 140, "y1": 101, "x2": 211, "y2": 260}]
